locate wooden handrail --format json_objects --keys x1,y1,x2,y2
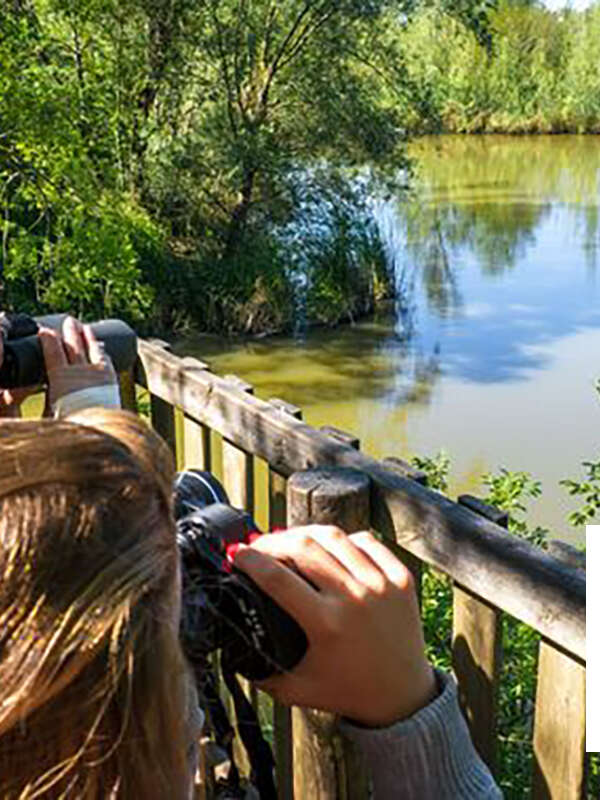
[{"x1": 135, "y1": 339, "x2": 585, "y2": 661}]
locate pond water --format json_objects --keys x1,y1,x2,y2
[{"x1": 176, "y1": 135, "x2": 600, "y2": 544}]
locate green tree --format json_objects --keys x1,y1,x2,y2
[{"x1": 1, "y1": 0, "x2": 414, "y2": 332}]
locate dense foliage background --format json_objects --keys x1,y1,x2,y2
[
  {"x1": 1, "y1": 0, "x2": 598, "y2": 334},
  {"x1": 398, "y1": 0, "x2": 600, "y2": 133}
]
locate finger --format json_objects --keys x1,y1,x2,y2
[
  {"x1": 348, "y1": 531, "x2": 413, "y2": 591},
  {"x1": 244, "y1": 529, "x2": 358, "y2": 594},
  {"x1": 62, "y1": 316, "x2": 87, "y2": 365},
  {"x1": 82, "y1": 324, "x2": 107, "y2": 366},
  {"x1": 305, "y1": 526, "x2": 387, "y2": 591},
  {"x1": 39, "y1": 327, "x2": 67, "y2": 371},
  {"x1": 233, "y1": 545, "x2": 324, "y2": 632}
]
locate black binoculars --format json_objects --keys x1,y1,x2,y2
[{"x1": 0, "y1": 313, "x2": 137, "y2": 388}]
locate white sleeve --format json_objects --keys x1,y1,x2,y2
[{"x1": 53, "y1": 383, "x2": 122, "y2": 417}]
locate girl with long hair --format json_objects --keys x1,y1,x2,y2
[{"x1": 0, "y1": 411, "x2": 196, "y2": 799}]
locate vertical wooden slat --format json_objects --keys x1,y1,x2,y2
[
  {"x1": 150, "y1": 393, "x2": 176, "y2": 454},
  {"x1": 118, "y1": 368, "x2": 137, "y2": 413},
  {"x1": 381, "y1": 456, "x2": 428, "y2": 598},
  {"x1": 268, "y1": 398, "x2": 302, "y2": 800},
  {"x1": 532, "y1": 643, "x2": 586, "y2": 800},
  {"x1": 183, "y1": 414, "x2": 212, "y2": 470},
  {"x1": 287, "y1": 466, "x2": 371, "y2": 800},
  {"x1": 532, "y1": 544, "x2": 586, "y2": 800},
  {"x1": 452, "y1": 585, "x2": 502, "y2": 771},
  {"x1": 452, "y1": 495, "x2": 506, "y2": 774},
  {"x1": 220, "y1": 375, "x2": 256, "y2": 777},
  {"x1": 181, "y1": 358, "x2": 212, "y2": 470},
  {"x1": 221, "y1": 375, "x2": 254, "y2": 513},
  {"x1": 142, "y1": 341, "x2": 177, "y2": 454}
]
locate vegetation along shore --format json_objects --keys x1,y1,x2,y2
[{"x1": 1, "y1": 0, "x2": 599, "y2": 337}]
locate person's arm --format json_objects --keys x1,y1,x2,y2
[
  {"x1": 230, "y1": 527, "x2": 501, "y2": 798},
  {"x1": 340, "y1": 670, "x2": 502, "y2": 799}
]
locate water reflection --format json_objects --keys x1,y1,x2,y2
[
  {"x1": 383, "y1": 136, "x2": 600, "y2": 385},
  {"x1": 177, "y1": 136, "x2": 600, "y2": 540}
]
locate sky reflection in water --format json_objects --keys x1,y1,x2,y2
[{"x1": 178, "y1": 136, "x2": 600, "y2": 543}]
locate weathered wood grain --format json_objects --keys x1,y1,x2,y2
[
  {"x1": 181, "y1": 358, "x2": 212, "y2": 470},
  {"x1": 134, "y1": 340, "x2": 585, "y2": 660},
  {"x1": 451, "y1": 496, "x2": 506, "y2": 774},
  {"x1": 452, "y1": 586, "x2": 502, "y2": 773},
  {"x1": 380, "y1": 457, "x2": 425, "y2": 598},
  {"x1": 532, "y1": 642, "x2": 586, "y2": 799},
  {"x1": 382, "y1": 456, "x2": 428, "y2": 486},
  {"x1": 288, "y1": 467, "x2": 371, "y2": 800},
  {"x1": 548, "y1": 540, "x2": 586, "y2": 572},
  {"x1": 457, "y1": 494, "x2": 509, "y2": 529},
  {"x1": 268, "y1": 397, "x2": 302, "y2": 800},
  {"x1": 320, "y1": 425, "x2": 360, "y2": 450}
]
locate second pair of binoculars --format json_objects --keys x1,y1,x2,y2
[{"x1": 0, "y1": 312, "x2": 137, "y2": 388}]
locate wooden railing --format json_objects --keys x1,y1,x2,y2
[{"x1": 119, "y1": 338, "x2": 586, "y2": 799}]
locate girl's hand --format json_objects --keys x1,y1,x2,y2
[
  {"x1": 39, "y1": 317, "x2": 118, "y2": 416},
  {"x1": 231, "y1": 526, "x2": 437, "y2": 727}
]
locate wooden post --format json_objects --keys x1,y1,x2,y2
[
  {"x1": 287, "y1": 467, "x2": 371, "y2": 800},
  {"x1": 382, "y1": 456, "x2": 428, "y2": 486},
  {"x1": 181, "y1": 358, "x2": 212, "y2": 470},
  {"x1": 268, "y1": 398, "x2": 302, "y2": 800},
  {"x1": 150, "y1": 393, "x2": 176, "y2": 454},
  {"x1": 118, "y1": 368, "x2": 137, "y2": 413},
  {"x1": 532, "y1": 543, "x2": 586, "y2": 800},
  {"x1": 452, "y1": 495, "x2": 506, "y2": 774},
  {"x1": 319, "y1": 425, "x2": 360, "y2": 450}
]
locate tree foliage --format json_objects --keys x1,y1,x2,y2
[
  {"x1": 1, "y1": 0, "x2": 412, "y2": 332},
  {"x1": 393, "y1": 0, "x2": 600, "y2": 133}
]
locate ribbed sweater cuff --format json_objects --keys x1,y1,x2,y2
[{"x1": 339, "y1": 670, "x2": 502, "y2": 800}]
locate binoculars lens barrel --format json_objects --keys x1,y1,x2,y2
[{"x1": 0, "y1": 314, "x2": 137, "y2": 388}]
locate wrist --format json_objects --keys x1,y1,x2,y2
[{"x1": 348, "y1": 664, "x2": 439, "y2": 729}]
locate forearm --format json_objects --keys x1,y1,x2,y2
[{"x1": 339, "y1": 670, "x2": 502, "y2": 800}]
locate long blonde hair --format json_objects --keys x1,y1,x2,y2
[{"x1": 0, "y1": 410, "x2": 190, "y2": 799}]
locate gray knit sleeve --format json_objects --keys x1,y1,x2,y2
[{"x1": 338, "y1": 670, "x2": 502, "y2": 799}]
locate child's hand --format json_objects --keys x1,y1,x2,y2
[
  {"x1": 231, "y1": 525, "x2": 437, "y2": 727},
  {"x1": 39, "y1": 317, "x2": 118, "y2": 416}
]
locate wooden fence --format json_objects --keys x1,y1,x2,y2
[{"x1": 119, "y1": 338, "x2": 586, "y2": 799}]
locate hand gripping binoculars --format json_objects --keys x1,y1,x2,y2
[{"x1": 0, "y1": 312, "x2": 137, "y2": 387}]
